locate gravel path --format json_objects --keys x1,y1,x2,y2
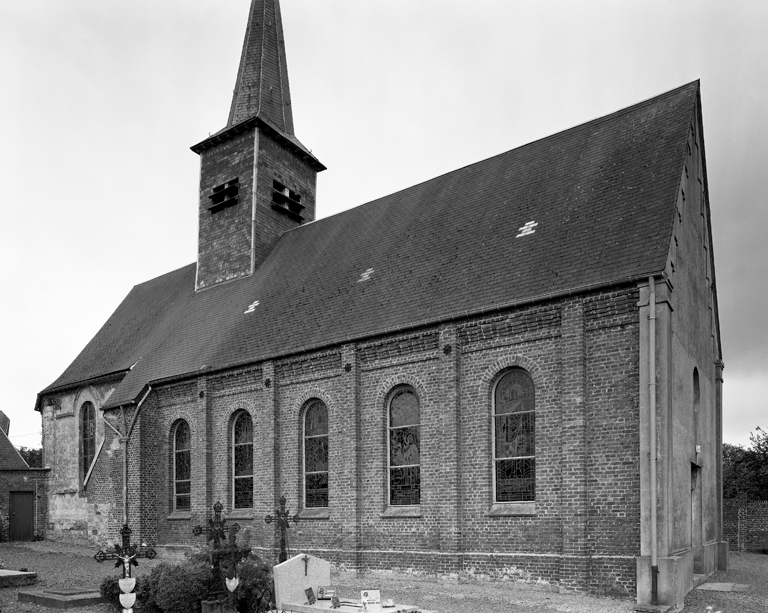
[
  {"x1": 0, "y1": 541, "x2": 765, "y2": 613},
  {"x1": 683, "y1": 552, "x2": 768, "y2": 613}
]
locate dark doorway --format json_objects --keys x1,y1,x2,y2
[{"x1": 9, "y1": 491, "x2": 34, "y2": 541}]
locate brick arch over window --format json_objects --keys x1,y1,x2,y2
[
  {"x1": 79, "y1": 401, "x2": 96, "y2": 486},
  {"x1": 478, "y1": 355, "x2": 544, "y2": 393},
  {"x1": 373, "y1": 373, "x2": 429, "y2": 410},
  {"x1": 230, "y1": 410, "x2": 254, "y2": 509},
  {"x1": 171, "y1": 419, "x2": 191, "y2": 512}
]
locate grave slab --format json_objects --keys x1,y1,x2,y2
[
  {"x1": 276, "y1": 602, "x2": 432, "y2": 613},
  {"x1": 695, "y1": 582, "x2": 751, "y2": 592},
  {"x1": 18, "y1": 586, "x2": 103, "y2": 609},
  {"x1": 0, "y1": 569, "x2": 37, "y2": 588}
]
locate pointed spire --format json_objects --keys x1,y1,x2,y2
[{"x1": 227, "y1": 0, "x2": 294, "y2": 135}]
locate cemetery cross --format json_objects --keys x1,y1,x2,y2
[
  {"x1": 193, "y1": 501, "x2": 251, "y2": 601},
  {"x1": 94, "y1": 523, "x2": 157, "y2": 578},
  {"x1": 264, "y1": 495, "x2": 299, "y2": 563}
]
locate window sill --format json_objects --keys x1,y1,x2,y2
[
  {"x1": 167, "y1": 511, "x2": 192, "y2": 521},
  {"x1": 299, "y1": 508, "x2": 330, "y2": 520},
  {"x1": 380, "y1": 506, "x2": 421, "y2": 518},
  {"x1": 227, "y1": 508, "x2": 255, "y2": 520},
  {"x1": 487, "y1": 502, "x2": 536, "y2": 517}
]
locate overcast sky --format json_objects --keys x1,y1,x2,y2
[{"x1": 1, "y1": 0, "x2": 766, "y2": 451}]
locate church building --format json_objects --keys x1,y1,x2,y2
[{"x1": 35, "y1": 0, "x2": 727, "y2": 609}]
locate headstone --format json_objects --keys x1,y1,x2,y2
[{"x1": 273, "y1": 553, "x2": 331, "y2": 610}]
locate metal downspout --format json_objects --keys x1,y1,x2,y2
[{"x1": 649, "y1": 277, "x2": 659, "y2": 604}]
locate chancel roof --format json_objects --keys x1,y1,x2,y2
[{"x1": 40, "y1": 81, "x2": 701, "y2": 409}]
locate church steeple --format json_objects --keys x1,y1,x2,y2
[
  {"x1": 228, "y1": 0, "x2": 294, "y2": 135},
  {"x1": 191, "y1": 0, "x2": 324, "y2": 292}
]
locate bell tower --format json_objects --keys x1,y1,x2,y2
[{"x1": 191, "y1": 0, "x2": 325, "y2": 291}]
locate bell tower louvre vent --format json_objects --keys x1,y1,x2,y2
[
  {"x1": 271, "y1": 179, "x2": 304, "y2": 222},
  {"x1": 207, "y1": 178, "x2": 240, "y2": 213}
]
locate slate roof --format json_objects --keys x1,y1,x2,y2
[
  {"x1": 40, "y1": 81, "x2": 700, "y2": 409},
  {"x1": 0, "y1": 429, "x2": 30, "y2": 470}
]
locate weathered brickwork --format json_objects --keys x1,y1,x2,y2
[
  {"x1": 458, "y1": 304, "x2": 561, "y2": 346},
  {"x1": 43, "y1": 287, "x2": 644, "y2": 595},
  {"x1": 0, "y1": 469, "x2": 49, "y2": 541},
  {"x1": 253, "y1": 130, "x2": 317, "y2": 265},
  {"x1": 275, "y1": 352, "x2": 341, "y2": 382},
  {"x1": 358, "y1": 331, "x2": 440, "y2": 365},
  {"x1": 197, "y1": 130, "x2": 257, "y2": 290},
  {"x1": 723, "y1": 500, "x2": 768, "y2": 552}
]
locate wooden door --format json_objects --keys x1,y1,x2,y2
[{"x1": 9, "y1": 491, "x2": 34, "y2": 541}]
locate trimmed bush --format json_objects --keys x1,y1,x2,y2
[
  {"x1": 234, "y1": 557, "x2": 274, "y2": 613},
  {"x1": 150, "y1": 561, "x2": 211, "y2": 613},
  {"x1": 99, "y1": 575, "x2": 121, "y2": 610}
]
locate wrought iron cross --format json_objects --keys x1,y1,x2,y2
[
  {"x1": 264, "y1": 495, "x2": 299, "y2": 563},
  {"x1": 94, "y1": 523, "x2": 156, "y2": 578},
  {"x1": 193, "y1": 501, "x2": 250, "y2": 601}
]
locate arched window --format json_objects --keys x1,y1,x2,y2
[
  {"x1": 303, "y1": 400, "x2": 328, "y2": 508},
  {"x1": 388, "y1": 387, "x2": 420, "y2": 506},
  {"x1": 233, "y1": 412, "x2": 254, "y2": 509},
  {"x1": 693, "y1": 368, "x2": 700, "y2": 451},
  {"x1": 493, "y1": 369, "x2": 535, "y2": 502},
  {"x1": 173, "y1": 421, "x2": 191, "y2": 511},
  {"x1": 80, "y1": 401, "x2": 96, "y2": 483}
]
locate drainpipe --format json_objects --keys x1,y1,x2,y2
[{"x1": 649, "y1": 276, "x2": 659, "y2": 604}]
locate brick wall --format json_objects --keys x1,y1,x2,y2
[
  {"x1": 724, "y1": 500, "x2": 768, "y2": 553},
  {"x1": 197, "y1": 130, "x2": 257, "y2": 290},
  {"x1": 0, "y1": 469, "x2": 49, "y2": 541},
  {"x1": 196, "y1": 126, "x2": 318, "y2": 291},
  {"x1": 56, "y1": 285, "x2": 644, "y2": 595}
]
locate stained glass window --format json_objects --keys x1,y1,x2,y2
[
  {"x1": 80, "y1": 402, "x2": 95, "y2": 484},
  {"x1": 493, "y1": 369, "x2": 535, "y2": 502},
  {"x1": 388, "y1": 387, "x2": 420, "y2": 506},
  {"x1": 174, "y1": 421, "x2": 191, "y2": 511},
  {"x1": 303, "y1": 400, "x2": 328, "y2": 508},
  {"x1": 233, "y1": 412, "x2": 254, "y2": 509}
]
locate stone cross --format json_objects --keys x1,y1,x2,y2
[
  {"x1": 264, "y1": 495, "x2": 299, "y2": 563},
  {"x1": 193, "y1": 501, "x2": 250, "y2": 601},
  {"x1": 94, "y1": 523, "x2": 157, "y2": 578}
]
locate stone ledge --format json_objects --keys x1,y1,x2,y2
[
  {"x1": 18, "y1": 588, "x2": 103, "y2": 609},
  {"x1": 0, "y1": 569, "x2": 37, "y2": 588},
  {"x1": 634, "y1": 605, "x2": 673, "y2": 613}
]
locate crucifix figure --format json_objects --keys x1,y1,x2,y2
[
  {"x1": 193, "y1": 501, "x2": 250, "y2": 601},
  {"x1": 264, "y1": 495, "x2": 299, "y2": 563},
  {"x1": 302, "y1": 554, "x2": 310, "y2": 576},
  {"x1": 94, "y1": 523, "x2": 157, "y2": 578}
]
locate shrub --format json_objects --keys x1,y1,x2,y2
[
  {"x1": 99, "y1": 574, "x2": 158, "y2": 612},
  {"x1": 150, "y1": 561, "x2": 211, "y2": 613},
  {"x1": 99, "y1": 575, "x2": 121, "y2": 610},
  {"x1": 234, "y1": 556, "x2": 274, "y2": 613}
]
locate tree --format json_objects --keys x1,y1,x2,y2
[
  {"x1": 722, "y1": 428, "x2": 768, "y2": 500},
  {"x1": 16, "y1": 446, "x2": 42, "y2": 468}
]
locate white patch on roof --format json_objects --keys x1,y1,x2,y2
[
  {"x1": 516, "y1": 221, "x2": 538, "y2": 238},
  {"x1": 357, "y1": 268, "x2": 375, "y2": 283},
  {"x1": 244, "y1": 300, "x2": 260, "y2": 314}
]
